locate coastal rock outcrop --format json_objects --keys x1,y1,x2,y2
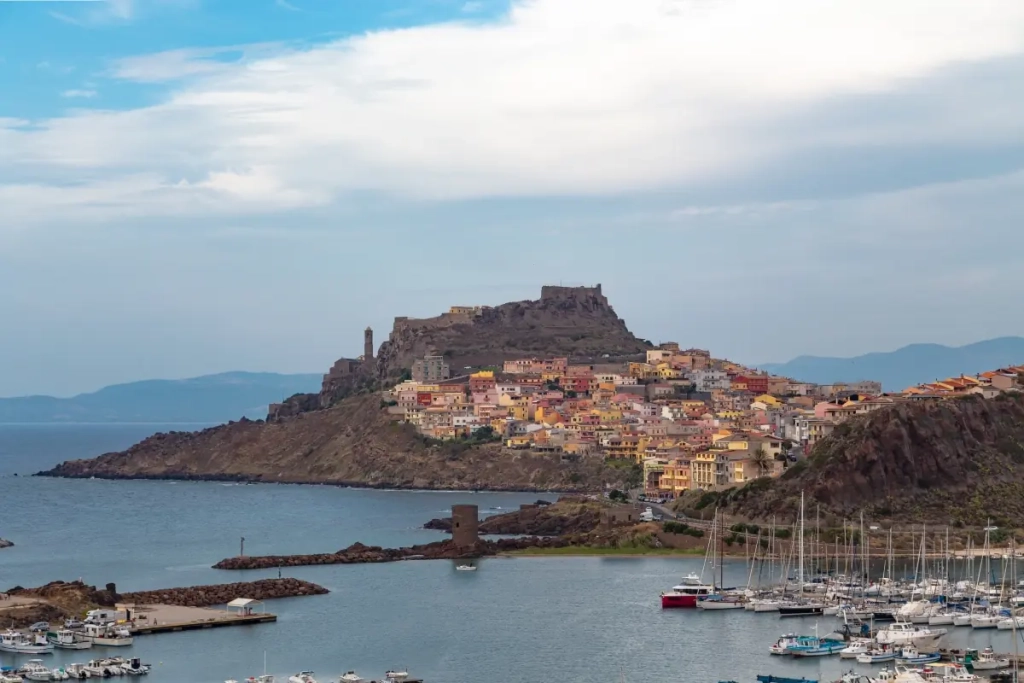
[
  {"x1": 212, "y1": 537, "x2": 576, "y2": 569},
  {"x1": 375, "y1": 285, "x2": 650, "y2": 382},
  {"x1": 38, "y1": 395, "x2": 625, "y2": 491},
  {"x1": 425, "y1": 498, "x2": 603, "y2": 536},
  {"x1": 722, "y1": 393, "x2": 1024, "y2": 526}
]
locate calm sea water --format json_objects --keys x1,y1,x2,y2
[{"x1": 0, "y1": 425, "x2": 1021, "y2": 683}]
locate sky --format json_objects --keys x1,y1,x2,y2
[{"x1": 2, "y1": 0, "x2": 1024, "y2": 397}]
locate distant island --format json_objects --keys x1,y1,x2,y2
[
  {"x1": 0, "y1": 371, "x2": 321, "y2": 424},
  {"x1": 759, "y1": 337, "x2": 1024, "y2": 391}
]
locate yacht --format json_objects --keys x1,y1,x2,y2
[
  {"x1": 660, "y1": 573, "x2": 714, "y2": 608},
  {"x1": 696, "y1": 593, "x2": 744, "y2": 610},
  {"x1": 875, "y1": 621, "x2": 946, "y2": 650},
  {"x1": 969, "y1": 612, "x2": 1001, "y2": 629},
  {"x1": 339, "y1": 673, "x2": 363, "y2": 683},
  {"x1": 384, "y1": 671, "x2": 408, "y2": 682},
  {"x1": 0, "y1": 631, "x2": 54, "y2": 654},
  {"x1": 455, "y1": 565, "x2": 476, "y2": 571},
  {"x1": 47, "y1": 630, "x2": 92, "y2": 650},
  {"x1": 778, "y1": 602, "x2": 825, "y2": 618},
  {"x1": 287, "y1": 673, "x2": 317, "y2": 683},
  {"x1": 996, "y1": 616, "x2": 1024, "y2": 630}
]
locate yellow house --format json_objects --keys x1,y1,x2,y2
[
  {"x1": 716, "y1": 410, "x2": 743, "y2": 420},
  {"x1": 658, "y1": 458, "x2": 691, "y2": 497},
  {"x1": 754, "y1": 394, "x2": 781, "y2": 407},
  {"x1": 656, "y1": 363, "x2": 683, "y2": 379},
  {"x1": 597, "y1": 408, "x2": 623, "y2": 423},
  {"x1": 506, "y1": 435, "x2": 531, "y2": 449},
  {"x1": 628, "y1": 362, "x2": 658, "y2": 380},
  {"x1": 691, "y1": 451, "x2": 730, "y2": 490}
]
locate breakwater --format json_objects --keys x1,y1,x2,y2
[
  {"x1": 121, "y1": 578, "x2": 328, "y2": 606},
  {"x1": 213, "y1": 537, "x2": 572, "y2": 570}
]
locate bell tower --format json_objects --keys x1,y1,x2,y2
[{"x1": 364, "y1": 326, "x2": 374, "y2": 361}]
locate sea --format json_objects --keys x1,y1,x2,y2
[{"x1": 0, "y1": 424, "x2": 1021, "y2": 683}]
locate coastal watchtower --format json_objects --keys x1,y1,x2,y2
[
  {"x1": 364, "y1": 327, "x2": 374, "y2": 361},
  {"x1": 451, "y1": 505, "x2": 480, "y2": 548}
]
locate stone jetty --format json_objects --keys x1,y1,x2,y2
[
  {"x1": 213, "y1": 537, "x2": 573, "y2": 570},
  {"x1": 120, "y1": 578, "x2": 328, "y2": 606}
]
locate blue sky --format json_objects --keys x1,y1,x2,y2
[{"x1": 2, "y1": 0, "x2": 1024, "y2": 397}]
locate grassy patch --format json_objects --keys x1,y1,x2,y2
[{"x1": 504, "y1": 546, "x2": 706, "y2": 556}]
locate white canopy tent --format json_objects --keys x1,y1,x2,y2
[{"x1": 226, "y1": 597, "x2": 265, "y2": 614}]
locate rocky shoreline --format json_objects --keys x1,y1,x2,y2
[
  {"x1": 424, "y1": 498, "x2": 602, "y2": 536},
  {"x1": 120, "y1": 578, "x2": 328, "y2": 606},
  {"x1": 34, "y1": 468, "x2": 586, "y2": 493},
  {"x1": 212, "y1": 537, "x2": 576, "y2": 570}
]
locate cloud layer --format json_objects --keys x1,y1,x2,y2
[{"x1": 5, "y1": 0, "x2": 1024, "y2": 226}]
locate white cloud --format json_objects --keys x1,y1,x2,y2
[
  {"x1": 4, "y1": 0, "x2": 1024, "y2": 226},
  {"x1": 61, "y1": 89, "x2": 98, "y2": 99}
]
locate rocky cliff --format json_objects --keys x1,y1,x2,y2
[
  {"x1": 39, "y1": 394, "x2": 626, "y2": 492},
  {"x1": 724, "y1": 393, "x2": 1024, "y2": 526},
  {"x1": 374, "y1": 284, "x2": 650, "y2": 382}
]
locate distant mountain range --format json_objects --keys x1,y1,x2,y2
[
  {"x1": 759, "y1": 337, "x2": 1024, "y2": 391},
  {"x1": 0, "y1": 372, "x2": 322, "y2": 423}
]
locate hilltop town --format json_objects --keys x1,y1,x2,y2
[{"x1": 386, "y1": 341, "x2": 1024, "y2": 500}]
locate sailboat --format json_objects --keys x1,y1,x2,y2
[
  {"x1": 779, "y1": 492, "x2": 825, "y2": 618},
  {"x1": 698, "y1": 509, "x2": 744, "y2": 610}
]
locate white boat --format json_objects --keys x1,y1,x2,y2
[
  {"x1": 383, "y1": 672, "x2": 408, "y2": 683},
  {"x1": 244, "y1": 677, "x2": 275, "y2": 683},
  {"x1": 969, "y1": 647, "x2": 1009, "y2": 670},
  {"x1": 339, "y1": 673, "x2": 363, "y2": 683},
  {"x1": 18, "y1": 661, "x2": 52, "y2": 682},
  {"x1": 63, "y1": 664, "x2": 90, "y2": 680},
  {"x1": 749, "y1": 599, "x2": 782, "y2": 613},
  {"x1": 856, "y1": 647, "x2": 896, "y2": 664},
  {"x1": 0, "y1": 674, "x2": 24, "y2": 683},
  {"x1": 123, "y1": 658, "x2": 150, "y2": 675},
  {"x1": 896, "y1": 646, "x2": 940, "y2": 665},
  {"x1": 81, "y1": 625, "x2": 133, "y2": 647},
  {"x1": 697, "y1": 594, "x2": 744, "y2": 610},
  {"x1": 0, "y1": 631, "x2": 54, "y2": 654},
  {"x1": 875, "y1": 621, "x2": 946, "y2": 650},
  {"x1": 85, "y1": 660, "x2": 123, "y2": 677},
  {"x1": 455, "y1": 565, "x2": 477, "y2": 571},
  {"x1": 287, "y1": 673, "x2": 317, "y2": 683},
  {"x1": 49, "y1": 669, "x2": 68, "y2": 681},
  {"x1": 969, "y1": 613, "x2": 1000, "y2": 629},
  {"x1": 952, "y1": 613, "x2": 973, "y2": 627},
  {"x1": 840, "y1": 641, "x2": 870, "y2": 659},
  {"x1": 927, "y1": 611, "x2": 956, "y2": 626},
  {"x1": 996, "y1": 616, "x2": 1024, "y2": 630},
  {"x1": 47, "y1": 630, "x2": 92, "y2": 650}
]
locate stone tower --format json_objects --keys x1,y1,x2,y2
[
  {"x1": 450, "y1": 504, "x2": 480, "y2": 548},
  {"x1": 364, "y1": 327, "x2": 373, "y2": 361}
]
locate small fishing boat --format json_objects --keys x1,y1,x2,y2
[
  {"x1": 339, "y1": 673, "x2": 363, "y2": 683},
  {"x1": 81, "y1": 624, "x2": 133, "y2": 647},
  {"x1": 968, "y1": 647, "x2": 1009, "y2": 670},
  {"x1": 787, "y1": 636, "x2": 846, "y2": 658},
  {"x1": 896, "y1": 646, "x2": 940, "y2": 665},
  {"x1": 856, "y1": 647, "x2": 896, "y2": 664},
  {"x1": 50, "y1": 668, "x2": 68, "y2": 681},
  {"x1": 875, "y1": 621, "x2": 946, "y2": 650},
  {"x1": 455, "y1": 565, "x2": 477, "y2": 572},
  {"x1": 46, "y1": 630, "x2": 92, "y2": 650},
  {"x1": 0, "y1": 631, "x2": 53, "y2": 654},
  {"x1": 770, "y1": 634, "x2": 812, "y2": 655},
  {"x1": 383, "y1": 671, "x2": 409, "y2": 682}
]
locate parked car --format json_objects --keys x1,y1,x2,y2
[
  {"x1": 64, "y1": 619, "x2": 84, "y2": 629},
  {"x1": 29, "y1": 622, "x2": 49, "y2": 632}
]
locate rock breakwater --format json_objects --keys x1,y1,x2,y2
[
  {"x1": 213, "y1": 537, "x2": 574, "y2": 570},
  {"x1": 120, "y1": 578, "x2": 328, "y2": 606}
]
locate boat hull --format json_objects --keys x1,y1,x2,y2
[
  {"x1": 87, "y1": 636, "x2": 133, "y2": 646},
  {"x1": 779, "y1": 606, "x2": 824, "y2": 618},
  {"x1": 698, "y1": 601, "x2": 744, "y2": 610},
  {"x1": 661, "y1": 593, "x2": 698, "y2": 609}
]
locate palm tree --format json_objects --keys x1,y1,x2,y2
[{"x1": 751, "y1": 447, "x2": 772, "y2": 478}]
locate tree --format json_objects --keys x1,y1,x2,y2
[
  {"x1": 751, "y1": 447, "x2": 772, "y2": 478},
  {"x1": 608, "y1": 489, "x2": 628, "y2": 502}
]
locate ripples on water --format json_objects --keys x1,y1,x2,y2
[{"x1": 0, "y1": 425, "x2": 1021, "y2": 683}]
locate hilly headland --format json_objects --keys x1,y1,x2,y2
[{"x1": 36, "y1": 283, "x2": 1024, "y2": 520}]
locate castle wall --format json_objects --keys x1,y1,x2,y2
[{"x1": 451, "y1": 504, "x2": 480, "y2": 547}]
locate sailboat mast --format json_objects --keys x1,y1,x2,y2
[{"x1": 798, "y1": 491, "x2": 805, "y2": 587}]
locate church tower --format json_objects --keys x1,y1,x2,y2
[{"x1": 364, "y1": 327, "x2": 374, "y2": 361}]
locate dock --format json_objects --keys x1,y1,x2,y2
[{"x1": 126, "y1": 603, "x2": 276, "y2": 636}]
